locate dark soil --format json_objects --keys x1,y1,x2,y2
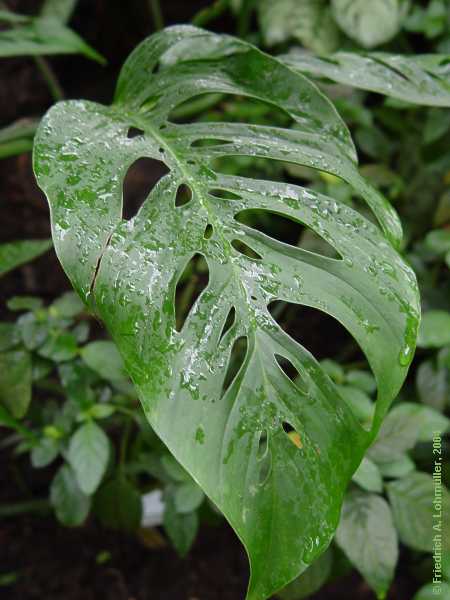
[{"x1": 0, "y1": 1, "x2": 422, "y2": 599}]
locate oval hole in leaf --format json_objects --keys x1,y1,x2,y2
[
  {"x1": 175, "y1": 253, "x2": 209, "y2": 332},
  {"x1": 175, "y1": 183, "x2": 193, "y2": 207},
  {"x1": 203, "y1": 223, "x2": 213, "y2": 239},
  {"x1": 269, "y1": 301, "x2": 359, "y2": 361},
  {"x1": 208, "y1": 188, "x2": 242, "y2": 201},
  {"x1": 231, "y1": 239, "x2": 262, "y2": 260},
  {"x1": 235, "y1": 209, "x2": 305, "y2": 247},
  {"x1": 219, "y1": 306, "x2": 236, "y2": 342},
  {"x1": 191, "y1": 138, "x2": 232, "y2": 148},
  {"x1": 127, "y1": 126, "x2": 144, "y2": 139},
  {"x1": 282, "y1": 422, "x2": 303, "y2": 449},
  {"x1": 258, "y1": 447, "x2": 272, "y2": 485},
  {"x1": 122, "y1": 157, "x2": 169, "y2": 220},
  {"x1": 221, "y1": 335, "x2": 248, "y2": 397},
  {"x1": 257, "y1": 430, "x2": 268, "y2": 459}
]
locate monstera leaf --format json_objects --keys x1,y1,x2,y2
[
  {"x1": 283, "y1": 51, "x2": 450, "y2": 107},
  {"x1": 33, "y1": 26, "x2": 419, "y2": 600}
]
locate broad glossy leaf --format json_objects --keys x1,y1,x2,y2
[
  {"x1": 0, "y1": 239, "x2": 52, "y2": 278},
  {"x1": 331, "y1": 0, "x2": 409, "y2": 48},
  {"x1": 0, "y1": 12, "x2": 104, "y2": 62},
  {"x1": 33, "y1": 26, "x2": 419, "y2": 600},
  {"x1": 283, "y1": 52, "x2": 450, "y2": 107},
  {"x1": 335, "y1": 490, "x2": 398, "y2": 598}
]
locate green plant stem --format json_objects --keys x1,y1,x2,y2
[
  {"x1": 148, "y1": 0, "x2": 163, "y2": 30},
  {"x1": 119, "y1": 418, "x2": 132, "y2": 471},
  {"x1": 34, "y1": 56, "x2": 64, "y2": 102},
  {"x1": 192, "y1": 0, "x2": 230, "y2": 27},
  {"x1": 0, "y1": 498, "x2": 50, "y2": 517}
]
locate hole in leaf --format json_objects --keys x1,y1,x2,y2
[
  {"x1": 274, "y1": 354, "x2": 299, "y2": 383},
  {"x1": 174, "y1": 253, "x2": 209, "y2": 332},
  {"x1": 175, "y1": 183, "x2": 193, "y2": 207},
  {"x1": 282, "y1": 422, "x2": 303, "y2": 449},
  {"x1": 219, "y1": 307, "x2": 236, "y2": 342},
  {"x1": 221, "y1": 336, "x2": 248, "y2": 397},
  {"x1": 269, "y1": 302, "x2": 360, "y2": 362},
  {"x1": 231, "y1": 239, "x2": 262, "y2": 260},
  {"x1": 209, "y1": 189, "x2": 241, "y2": 200},
  {"x1": 127, "y1": 126, "x2": 145, "y2": 139},
  {"x1": 191, "y1": 138, "x2": 232, "y2": 148},
  {"x1": 257, "y1": 430, "x2": 268, "y2": 459},
  {"x1": 122, "y1": 157, "x2": 169, "y2": 220},
  {"x1": 235, "y1": 209, "x2": 337, "y2": 257},
  {"x1": 203, "y1": 224, "x2": 213, "y2": 239}
]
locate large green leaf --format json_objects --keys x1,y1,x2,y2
[
  {"x1": 33, "y1": 26, "x2": 419, "y2": 600},
  {"x1": 0, "y1": 239, "x2": 52, "y2": 278},
  {"x1": 283, "y1": 52, "x2": 450, "y2": 107}
]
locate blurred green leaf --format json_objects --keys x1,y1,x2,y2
[
  {"x1": 163, "y1": 492, "x2": 198, "y2": 557},
  {"x1": 50, "y1": 292, "x2": 84, "y2": 318},
  {"x1": 352, "y1": 457, "x2": 383, "y2": 492},
  {"x1": 50, "y1": 464, "x2": 91, "y2": 526},
  {"x1": 94, "y1": 476, "x2": 142, "y2": 532},
  {"x1": 336, "y1": 490, "x2": 398, "y2": 598},
  {"x1": 0, "y1": 239, "x2": 52, "y2": 278},
  {"x1": 331, "y1": 0, "x2": 409, "y2": 48},
  {"x1": 81, "y1": 341, "x2": 128, "y2": 383},
  {"x1": 68, "y1": 421, "x2": 110, "y2": 494},
  {"x1": 174, "y1": 481, "x2": 205, "y2": 514},
  {"x1": 31, "y1": 437, "x2": 59, "y2": 468},
  {"x1": 416, "y1": 359, "x2": 448, "y2": 411},
  {"x1": 418, "y1": 311, "x2": 450, "y2": 348},
  {"x1": 387, "y1": 472, "x2": 450, "y2": 552},
  {"x1": 378, "y1": 454, "x2": 415, "y2": 479},
  {"x1": 277, "y1": 548, "x2": 333, "y2": 600},
  {"x1": 0, "y1": 349, "x2": 32, "y2": 418}
]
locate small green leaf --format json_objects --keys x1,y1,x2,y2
[
  {"x1": 378, "y1": 454, "x2": 415, "y2": 479},
  {"x1": 416, "y1": 359, "x2": 448, "y2": 411},
  {"x1": 352, "y1": 457, "x2": 383, "y2": 493},
  {"x1": 0, "y1": 239, "x2": 52, "y2": 278},
  {"x1": 174, "y1": 481, "x2": 205, "y2": 514},
  {"x1": 0, "y1": 349, "x2": 32, "y2": 418},
  {"x1": 418, "y1": 311, "x2": 450, "y2": 348},
  {"x1": 94, "y1": 476, "x2": 142, "y2": 532},
  {"x1": 40, "y1": 0, "x2": 78, "y2": 24},
  {"x1": 50, "y1": 291, "x2": 84, "y2": 318},
  {"x1": 17, "y1": 312, "x2": 49, "y2": 350},
  {"x1": 38, "y1": 331, "x2": 78, "y2": 362},
  {"x1": 164, "y1": 492, "x2": 199, "y2": 557},
  {"x1": 50, "y1": 464, "x2": 91, "y2": 526},
  {"x1": 0, "y1": 322, "x2": 20, "y2": 351},
  {"x1": 368, "y1": 402, "x2": 429, "y2": 463},
  {"x1": 387, "y1": 472, "x2": 450, "y2": 552},
  {"x1": 68, "y1": 421, "x2": 110, "y2": 494},
  {"x1": 346, "y1": 370, "x2": 377, "y2": 394},
  {"x1": 161, "y1": 454, "x2": 191, "y2": 482},
  {"x1": 277, "y1": 548, "x2": 333, "y2": 599},
  {"x1": 0, "y1": 13, "x2": 104, "y2": 62},
  {"x1": 259, "y1": 0, "x2": 339, "y2": 53},
  {"x1": 31, "y1": 437, "x2": 59, "y2": 468},
  {"x1": 414, "y1": 582, "x2": 450, "y2": 600},
  {"x1": 85, "y1": 403, "x2": 116, "y2": 420},
  {"x1": 81, "y1": 341, "x2": 128, "y2": 382},
  {"x1": 6, "y1": 296, "x2": 43, "y2": 311},
  {"x1": 336, "y1": 491, "x2": 398, "y2": 598},
  {"x1": 331, "y1": 0, "x2": 409, "y2": 48}
]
